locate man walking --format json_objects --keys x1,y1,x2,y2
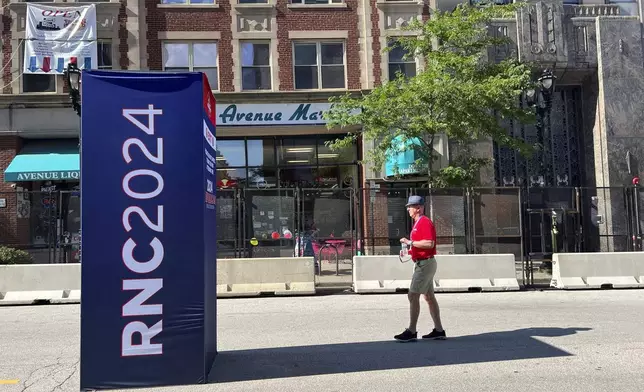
[{"x1": 394, "y1": 195, "x2": 446, "y2": 342}]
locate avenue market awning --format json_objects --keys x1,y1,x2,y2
[{"x1": 4, "y1": 140, "x2": 79, "y2": 182}]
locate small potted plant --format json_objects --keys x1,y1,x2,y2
[{"x1": 0, "y1": 246, "x2": 33, "y2": 265}]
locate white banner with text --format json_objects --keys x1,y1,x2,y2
[
  {"x1": 23, "y1": 39, "x2": 97, "y2": 75},
  {"x1": 26, "y1": 4, "x2": 96, "y2": 41}
]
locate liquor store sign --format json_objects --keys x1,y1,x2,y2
[
  {"x1": 8, "y1": 170, "x2": 80, "y2": 182},
  {"x1": 217, "y1": 103, "x2": 334, "y2": 126}
]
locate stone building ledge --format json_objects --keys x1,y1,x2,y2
[
  {"x1": 0, "y1": 89, "x2": 367, "y2": 108},
  {"x1": 156, "y1": 3, "x2": 220, "y2": 8},
  {"x1": 564, "y1": 4, "x2": 622, "y2": 17},
  {"x1": 8, "y1": 0, "x2": 122, "y2": 10},
  {"x1": 287, "y1": 3, "x2": 348, "y2": 9}
]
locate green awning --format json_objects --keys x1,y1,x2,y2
[{"x1": 4, "y1": 140, "x2": 79, "y2": 182}]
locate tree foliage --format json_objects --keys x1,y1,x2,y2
[{"x1": 323, "y1": 2, "x2": 537, "y2": 187}]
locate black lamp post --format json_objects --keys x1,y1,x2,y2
[
  {"x1": 525, "y1": 68, "x2": 556, "y2": 187},
  {"x1": 65, "y1": 61, "x2": 82, "y2": 117}
]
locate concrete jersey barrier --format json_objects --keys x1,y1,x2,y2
[
  {"x1": 0, "y1": 257, "x2": 316, "y2": 305},
  {"x1": 217, "y1": 257, "x2": 316, "y2": 297},
  {"x1": 551, "y1": 252, "x2": 644, "y2": 289},
  {"x1": 0, "y1": 264, "x2": 81, "y2": 305},
  {"x1": 353, "y1": 254, "x2": 520, "y2": 293}
]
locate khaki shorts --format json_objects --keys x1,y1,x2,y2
[{"x1": 409, "y1": 257, "x2": 437, "y2": 294}]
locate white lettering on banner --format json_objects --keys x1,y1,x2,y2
[
  {"x1": 203, "y1": 121, "x2": 216, "y2": 150},
  {"x1": 122, "y1": 237, "x2": 164, "y2": 273},
  {"x1": 121, "y1": 104, "x2": 165, "y2": 358},
  {"x1": 122, "y1": 206, "x2": 164, "y2": 232},
  {"x1": 122, "y1": 321, "x2": 163, "y2": 357},
  {"x1": 122, "y1": 279, "x2": 164, "y2": 316},
  {"x1": 123, "y1": 169, "x2": 164, "y2": 200},
  {"x1": 15, "y1": 171, "x2": 80, "y2": 181},
  {"x1": 204, "y1": 122, "x2": 215, "y2": 176},
  {"x1": 204, "y1": 149, "x2": 214, "y2": 163},
  {"x1": 123, "y1": 138, "x2": 164, "y2": 165}
]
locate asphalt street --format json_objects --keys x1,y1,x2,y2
[{"x1": 1, "y1": 289, "x2": 644, "y2": 392}]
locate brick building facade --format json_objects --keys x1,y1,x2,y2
[{"x1": 0, "y1": 0, "x2": 643, "y2": 259}]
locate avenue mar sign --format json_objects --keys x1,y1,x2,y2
[{"x1": 216, "y1": 103, "x2": 333, "y2": 126}]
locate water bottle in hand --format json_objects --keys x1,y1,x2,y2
[
  {"x1": 401, "y1": 243, "x2": 409, "y2": 257},
  {"x1": 399, "y1": 242, "x2": 411, "y2": 263}
]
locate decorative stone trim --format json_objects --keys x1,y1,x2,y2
[{"x1": 156, "y1": 3, "x2": 219, "y2": 8}]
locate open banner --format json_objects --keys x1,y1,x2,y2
[
  {"x1": 80, "y1": 70, "x2": 218, "y2": 389},
  {"x1": 24, "y1": 3, "x2": 97, "y2": 75},
  {"x1": 26, "y1": 4, "x2": 96, "y2": 41}
]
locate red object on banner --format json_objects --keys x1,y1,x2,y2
[
  {"x1": 271, "y1": 232, "x2": 280, "y2": 240},
  {"x1": 202, "y1": 74, "x2": 216, "y2": 127},
  {"x1": 634, "y1": 176, "x2": 640, "y2": 186},
  {"x1": 42, "y1": 57, "x2": 51, "y2": 73}
]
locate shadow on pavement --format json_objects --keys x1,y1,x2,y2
[{"x1": 209, "y1": 327, "x2": 591, "y2": 383}]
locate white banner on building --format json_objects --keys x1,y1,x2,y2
[
  {"x1": 26, "y1": 4, "x2": 96, "y2": 41},
  {"x1": 23, "y1": 39, "x2": 97, "y2": 75}
]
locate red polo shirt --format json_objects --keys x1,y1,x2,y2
[{"x1": 410, "y1": 215, "x2": 437, "y2": 260}]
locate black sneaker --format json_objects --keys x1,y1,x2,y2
[
  {"x1": 394, "y1": 328, "x2": 417, "y2": 342},
  {"x1": 422, "y1": 329, "x2": 447, "y2": 340}
]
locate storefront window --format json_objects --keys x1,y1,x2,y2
[
  {"x1": 279, "y1": 167, "x2": 318, "y2": 188},
  {"x1": 213, "y1": 135, "x2": 360, "y2": 258},
  {"x1": 247, "y1": 139, "x2": 275, "y2": 167},
  {"x1": 214, "y1": 135, "x2": 359, "y2": 190},
  {"x1": 316, "y1": 166, "x2": 339, "y2": 187},
  {"x1": 217, "y1": 168, "x2": 246, "y2": 188},
  {"x1": 29, "y1": 190, "x2": 57, "y2": 246},
  {"x1": 317, "y1": 135, "x2": 356, "y2": 164},
  {"x1": 279, "y1": 138, "x2": 316, "y2": 166},
  {"x1": 339, "y1": 165, "x2": 357, "y2": 188},
  {"x1": 247, "y1": 167, "x2": 277, "y2": 189},
  {"x1": 216, "y1": 140, "x2": 246, "y2": 167}
]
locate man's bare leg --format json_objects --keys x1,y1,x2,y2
[
  {"x1": 424, "y1": 291, "x2": 443, "y2": 332},
  {"x1": 407, "y1": 292, "x2": 421, "y2": 333}
]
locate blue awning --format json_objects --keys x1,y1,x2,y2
[
  {"x1": 385, "y1": 136, "x2": 424, "y2": 177},
  {"x1": 4, "y1": 140, "x2": 79, "y2": 182}
]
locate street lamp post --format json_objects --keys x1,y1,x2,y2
[
  {"x1": 65, "y1": 60, "x2": 82, "y2": 117},
  {"x1": 64, "y1": 60, "x2": 82, "y2": 188},
  {"x1": 525, "y1": 69, "x2": 556, "y2": 187}
]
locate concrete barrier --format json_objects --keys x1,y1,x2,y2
[
  {"x1": 0, "y1": 257, "x2": 316, "y2": 305},
  {"x1": 353, "y1": 254, "x2": 520, "y2": 293},
  {"x1": 217, "y1": 257, "x2": 316, "y2": 297},
  {"x1": 551, "y1": 252, "x2": 644, "y2": 289},
  {"x1": 0, "y1": 264, "x2": 81, "y2": 305}
]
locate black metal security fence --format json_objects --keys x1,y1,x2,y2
[
  {"x1": 361, "y1": 185, "x2": 644, "y2": 287},
  {"x1": 361, "y1": 186, "x2": 643, "y2": 258},
  {"x1": 0, "y1": 186, "x2": 641, "y2": 273},
  {"x1": 216, "y1": 187, "x2": 358, "y2": 265},
  {"x1": 0, "y1": 190, "x2": 81, "y2": 264}
]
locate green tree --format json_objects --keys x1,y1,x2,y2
[{"x1": 323, "y1": 2, "x2": 537, "y2": 188}]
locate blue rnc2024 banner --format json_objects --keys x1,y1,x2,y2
[{"x1": 80, "y1": 70, "x2": 217, "y2": 390}]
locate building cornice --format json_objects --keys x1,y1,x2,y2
[
  {"x1": 213, "y1": 89, "x2": 368, "y2": 104},
  {"x1": 8, "y1": 0, "x2": 122, "y2": 12},
  {"x1": 0, "y1": 95, "x2": 72, "y2": 109},
  {"x1": 0, "y1": 89, "x2": 369, "y2": 109}
]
